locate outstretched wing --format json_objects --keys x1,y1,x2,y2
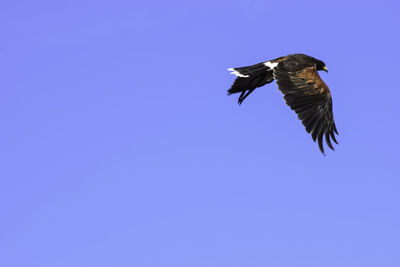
[{"x1": 273, "y1": 66, "x2": 338, "y2": 154}]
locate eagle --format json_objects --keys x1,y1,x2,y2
[{"x1": 227, "y1": 53, "x2": 338, "y2": 154}]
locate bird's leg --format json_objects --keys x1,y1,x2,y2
[
  {"x1": 238, "y1": 89, "x2": 254, "y2": 105},
  {"x1": 238, "y1": 91, "x2": 246, "y2": 104}
]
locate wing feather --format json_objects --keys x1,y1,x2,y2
[{"x1": 274, "y1": 65, "x2": 338, "y2": 154}]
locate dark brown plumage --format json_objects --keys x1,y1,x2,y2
[{"x1": 227, "y1": 53, "x2": 338, "y2": 154}]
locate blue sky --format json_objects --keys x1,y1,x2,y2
[{"x1": 1, "y1": 0, "x2": 400, "y2": 266}]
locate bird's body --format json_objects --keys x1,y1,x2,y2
[{"x1": 227, "y1": 53, "x2": 338, "y2": 154}]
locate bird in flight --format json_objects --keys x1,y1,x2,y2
[{"x1": 227, "y1": 53, "x2": 338, "y2": 154}]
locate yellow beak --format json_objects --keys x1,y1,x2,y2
[{"x1": 323, "y1": 66, "x2": 328, "y2": 72}]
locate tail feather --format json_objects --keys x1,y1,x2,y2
[
  {"x1": 229, "y1": 62, "x2": 270, "y2": 76},
  {"x1": 227, "y1": 61, "x2": 275, "y2": 104}
]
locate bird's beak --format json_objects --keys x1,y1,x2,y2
[{"x1": 323, "y1": 66, "x2": 328, "y2": 73}]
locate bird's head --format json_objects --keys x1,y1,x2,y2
[{"x1": 315, "y1": 60, "x2": 328, "y2": 73}]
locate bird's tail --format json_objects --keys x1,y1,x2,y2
[{"x1": 227, "y1": 62, "x2": 274, "y2": 104}]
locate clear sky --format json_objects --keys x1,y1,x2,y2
[{"x1": 1, "y1": 0, "x2": 400, "y2": 266}]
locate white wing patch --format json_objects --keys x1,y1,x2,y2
[
  {"x1": 264, "y1": 61, "x2": 279, "y2": 70},
  {"x1": 227, "y1": 68, "x2": 249, "y2": 78}
]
